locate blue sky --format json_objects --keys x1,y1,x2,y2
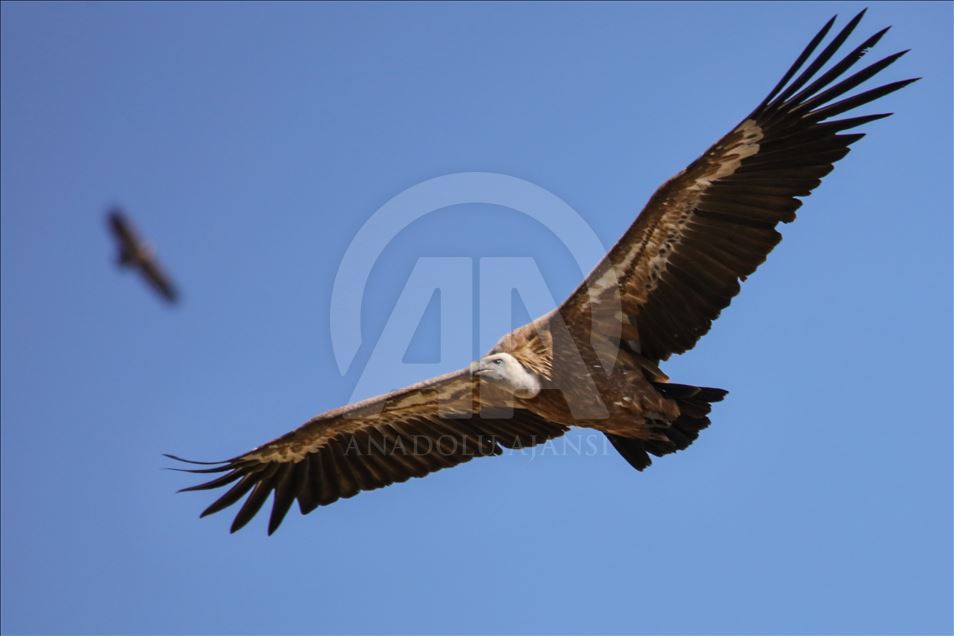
[{"x1": 1, "y1": 2, "x2": 951, "y2": 634}]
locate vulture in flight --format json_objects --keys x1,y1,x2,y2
[
  {"x1": 107, "y1": 209, "x2": 179, "y2": 303},
  {"x1": 172, "y1": 11, "x2": 916, "y2": 534}
]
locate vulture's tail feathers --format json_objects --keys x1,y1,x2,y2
[{"x1": 607, "y1": 382, "x2": 727, "y2": 472}]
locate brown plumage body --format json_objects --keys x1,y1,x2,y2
[
  {"x1": 495, "y1": 315, "x2": 678, "y2": 437},
  {"x1": 171, "y1": 11, "x2": 917, "y2": 534}
]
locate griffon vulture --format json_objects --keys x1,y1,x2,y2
[
  {"x1": 107, "y1": 209, "x2": 179, "y2": 303},
  {"x1": 171, "y1": 11, "x2": 916, "y2": 534}
]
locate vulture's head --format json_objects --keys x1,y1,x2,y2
[{"x1": 474, "y1": 352, "x2": 542, "y2": 399}]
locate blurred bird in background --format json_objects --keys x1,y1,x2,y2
[{"x1": 107, "y1": 208, "x2": 179, "y2": 304}]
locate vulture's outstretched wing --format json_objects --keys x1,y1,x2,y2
[
  {"x1": 171, "y1": 368, "x2": 567, "y2": 534},
  {"x1": 107, "y1": 209, "x2": 179, "y2": 303},
  {"x1": 560, "y1": 11, "x2": 917, "y2": 361}
]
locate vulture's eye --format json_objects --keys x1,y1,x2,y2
[{"x1": 493, "y1": 359, "x2": 502, "y2": 365}]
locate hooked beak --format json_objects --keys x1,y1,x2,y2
[{"x1": 471, "y1": 360, "x2": 490, "y2": 377}]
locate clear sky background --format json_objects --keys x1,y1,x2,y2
[{"x1": 1, "y1": 2, "x2": 951, "y2": 634}]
